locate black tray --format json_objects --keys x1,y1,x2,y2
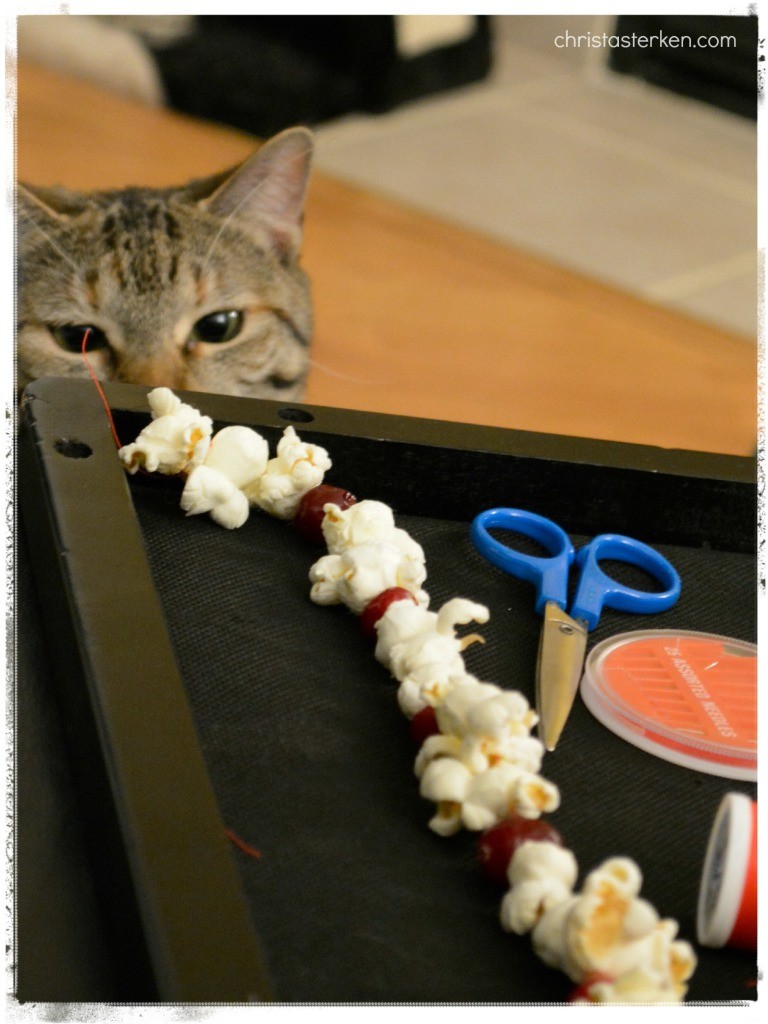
[{"x1": 16, "y1": 378, "x2": 757, "y2": 1004}]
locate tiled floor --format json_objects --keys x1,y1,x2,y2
[{"x1": 314, "y1": 16, "x2": 758, "y2": 339}]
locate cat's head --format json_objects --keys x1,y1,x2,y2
[{"x1": 17, "y1": 126, "x2": 314, "y2": 400}]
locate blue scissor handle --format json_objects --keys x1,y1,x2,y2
[
  {"x1": 470, "y1": 508, "x2": 575, "y2": 614},
  {"x1": 571, "y1": 533, "x2": 681, "y2": 630}
]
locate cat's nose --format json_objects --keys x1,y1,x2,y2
[{"x1": 115, "y1": 354, "x2": 186, "y2": 390}]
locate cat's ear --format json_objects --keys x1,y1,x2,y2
[
  {"x1": 203, "y1": 127, "x2": 314, "y2": 259},
  {"x1": 17, "y1": 184, "x2": 69, "y2": 224},
  {"x1": 17, "y1": 182, "x2": 85, "y2": 221}
]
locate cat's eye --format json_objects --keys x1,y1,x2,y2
[
  {"x1": 191, "y1": 310, "x2": 243, "y2": 345},
  {"x1": 51, "y1": 324, "x2": 110, "y2": 353}
]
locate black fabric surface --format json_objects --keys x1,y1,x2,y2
[{"x1": 132, "y1": 479, "x2": 757, "y2": 1003}]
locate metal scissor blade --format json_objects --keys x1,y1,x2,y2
[{"x1": 535, "y1": 601, "x2": 588, "y2": 752}]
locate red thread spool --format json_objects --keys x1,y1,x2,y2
[{"x1": 697, "y1": 792, "x2": 757, "y2": 951}]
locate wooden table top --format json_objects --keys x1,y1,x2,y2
[{"x1": 15, "y1": 61, "x2": 757, "y2": 456}]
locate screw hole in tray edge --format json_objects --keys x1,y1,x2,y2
[{"x1": 278, "y1": 407, "x2": 315, "y2": 424}]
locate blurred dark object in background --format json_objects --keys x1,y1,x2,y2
[
  {"x1": 609, "y1": 15, "x2": 757, "y2": 119},
  {"x1": 150, "y1": 15, "x2": 492, "y2": 137}
]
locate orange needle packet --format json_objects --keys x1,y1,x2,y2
[{"x1": 580, "y1": 630, "x2": 756, "y2": 780}]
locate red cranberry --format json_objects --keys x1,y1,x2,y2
[
  {"x1": 293, "y1": 484, "x2": 357, "y2": 544},
  {"x1": 409, "y1": 705, "x2": 440, "y2": 746},
  {"x1": 477, "y1": 815, "x2": 564, "y2": 887},
  {"x1": 360, "y1": 587, "x2": 418, "y2": 639},
  {"x1": 568, "y1": 973, "x2": 615, "y2": 1002}
]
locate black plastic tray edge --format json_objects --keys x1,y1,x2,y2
[
  {"x1": 18, "y1": 380, "x2": 274, "y2": 1002},
  {"x1": 105, "y1": 380, "x2": 756, "y2": 555},
  {"x1": 103, "y1": 379, "x2": 756, "y2": 479}
]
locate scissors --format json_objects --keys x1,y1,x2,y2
[{"x1": 470, "y1": 508, "x2": 681, "y2": 751}]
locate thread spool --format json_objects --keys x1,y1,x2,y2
[{"x1": 697, "y1": 792, "x2": 757, "y2": 951}]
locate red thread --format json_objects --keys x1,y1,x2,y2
[
  {"x1": 81, "y1": 329, "x2": 123, "y2": 450},
  {"x1": 225, "y1": 828, "x2": 262, "y2": 860},
  {"x1": 82, "y1": 347, "x2": 262, "y2": 867}
]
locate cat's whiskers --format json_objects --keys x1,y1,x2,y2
[{"x1": 307, "y1": 357, "x2": 378, "y2": 385}]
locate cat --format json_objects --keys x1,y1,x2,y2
[{"x1": 16, "y1": 126, "x2": 314, "y2": 400}]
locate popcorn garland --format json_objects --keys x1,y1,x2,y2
[{"x1": 119, "y1": 389, "x2": 697, "y2": 1004}]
